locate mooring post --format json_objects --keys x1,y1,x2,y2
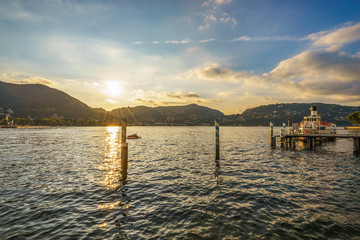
[
  {"x1": 292, "y1": 137, "x2": 296, "y2": 149},
  {"x1": 354, "y1": 138, "x2": 360, "y2": 153},
  {"x1": 280, "y1": 126, "x2": 284, "y2": 148},
  {"x1": 121, "y1": 118, "x2": 128, "y2": 181},
  {"x1": 281, "y1": 123, "x2": 287, "y2": 148},
  {"x1": 215, "y1": 119, "x2": 220, "y2": 160},
  {"x1": 308, "y1": 137, "x2": 314, "y2": 149},
  {"x1": 331, "y1": 124, "x2": 336, "y2": 134},
  {"x1": 270, "y1": 122, "x2": 276, "y2": 147}
]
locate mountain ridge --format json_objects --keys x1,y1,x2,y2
[
  {"x1": 1, "y1": 81, "x2": 359, "y2": 126},
  {"x1": 223, "y1": 103, "x2": 360, "y2": 126}
]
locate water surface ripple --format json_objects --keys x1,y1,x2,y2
[{"x1": 0, "y1": 127, "x2": 359, "y2": 239}]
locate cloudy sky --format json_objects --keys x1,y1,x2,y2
[{"x1": 1, "y1": 0, "x2": 360, "y2": 114}]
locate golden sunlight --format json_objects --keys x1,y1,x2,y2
[
  {"x1": 99, "y1": 127, "x2": 121, "y2": 190},
  {"x1": 104, "y1": 80, "x2": 123, "y2": 98}
]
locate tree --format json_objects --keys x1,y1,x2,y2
[
  {"x1": 0, "y1": 118, "x2": 8, "y2": 125},
  {"x1": 347, "y1": 112, "x2": 360, "y2": 125}
]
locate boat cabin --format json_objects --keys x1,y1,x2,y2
[
  {"x1": 303, "y1": 106, "x2": 321, "y2": 123},
  {"x1": 297, "y1": 106, "x2": 335, "y2": 134}
]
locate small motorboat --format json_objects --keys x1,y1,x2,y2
[{"x1": 127, "y1": 133, "x2": 141, "y2": 139}]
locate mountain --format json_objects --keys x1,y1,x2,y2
[
  {"x1": 222, "y1": 103, "x2": 360, "y2": 126},
  {"x1": 0, "y1": 81, "x2": 224, "y2": 125},
  {"x1": 1, "y1": 81, "x2": 359, "y2": 126},
  {"x1": 107, "y1": 104, "x2": 225, "y2": 125},
  {"x1": 0, "y1": 81, "x2": 105, "y2": 119}
]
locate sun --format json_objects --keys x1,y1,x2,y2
[{"x1": 104, "y1": 80, "x2": 122, "y2": 98}]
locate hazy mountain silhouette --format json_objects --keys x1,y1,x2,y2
[
  {"x1": 1, "y1": 81, "x2": 358, "y2": 126},
  {"x1": 0, "y1": 81, "x2": 224, "y2": 125},
  {"x1": 0, "y1": 81, "x2": 106, "y2": 119}
]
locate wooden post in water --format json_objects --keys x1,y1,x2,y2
[
  {"x1": 215, "y1": 120, "x2": 220, "y2": 160},
  {"x1": 280, "y1": 123, "x2": 286, "y2": 148},
  {"x1": 308, "y1": 137, "x2": 314, "y2": 149},
  {"x1": 354, "y1": 138, "x2": 360, "y2": 153},
  {"x1": 121, "y1": 118, "x2": 128, "y2": 181},
  {"x1": 270, "y1": 122, "x2": 276, "y2": 147},
  {"x1": 288, "y1": 137, "x2": 293, "y2": 149}
]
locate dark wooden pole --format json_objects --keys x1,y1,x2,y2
[
  {"x1": 270, "y1": 122, "x2": 276, "y2": 147},
  {"x1": 354, "y1": 138, "x2": 360, "y2": 153},
  {"x1": 121, "y1": 118, "x2": 128, "y2": 181},
  {"x1": 215, "y1": 120, "x2": 220, "y2": 160}
]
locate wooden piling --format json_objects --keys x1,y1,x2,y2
[
  {"x1": 354, "y1": 138, "x2": 360, "y2": 153},
  {"x1": 215, "y1": 120, "x2": 220, "y2": 160},
  {"x1": 280, "y1": 123, "x2": 286, "y2": 148},
  {"x1": 308, "y1": 137, "x2": 315, "y2": 149},
  {"x1": 289, "y1": 137, "x2": 295, "y2": 149},
  {"x1": 270, "y1": 122, "x2": 276, "y2": 147},
  {"x1": 121, "y1": 118, "x2": 128, "y2": 181}
]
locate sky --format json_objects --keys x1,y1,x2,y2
[{"x1": 1, "y1": 0, "x2": 360, "y2": 114}]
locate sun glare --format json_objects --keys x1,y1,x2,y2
[{"x1": 104, "y1": 81, "x2": 122, "y2": 98}]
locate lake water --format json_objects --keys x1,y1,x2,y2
[{"x1": 1, "y1": 126, "x2": 360, "y2": 239}]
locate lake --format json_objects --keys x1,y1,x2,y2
[{"x1": 1, "y1": 126, "x2": 360, "y2": 239}]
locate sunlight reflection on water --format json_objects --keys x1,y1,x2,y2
[
  {"x1": 0, "y1": 127, "x2": 359, "y2": 239},
  {"x1": 99, "y1": 127, "x2": 121, "y2": 190}
]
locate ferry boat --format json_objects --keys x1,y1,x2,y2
[{"x1": 296, "y1": 106, "x2": 335, "y2": 134}]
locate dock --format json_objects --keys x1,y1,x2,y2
[
  {"x1": 271, "y1": 132, "x2": 360, "y2": 152},
  {"x1": 270, "y1": 106, "x2": 360, "y2": 153}
]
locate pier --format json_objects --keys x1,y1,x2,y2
[
  {"x1": 271, "y1": 130, "x2": 360, "y2": 152},
  {"x1": 269, "y1": 106, "x2": 360, "y2": 153}
]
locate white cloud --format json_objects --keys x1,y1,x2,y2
[
  {"x1": 202, "y1": 0, "x2": 232, "y2": 8},
  {"x1": 45, "y1": 0, "x2": 62, "y2": 3},
  {"x1": 132, "y1": 90, "x2": 216, "y2": 107},
  {"x1": 199, "y1": 22, "x2": 211, "y2": 31},
  {"x1": 179, "y1": 21, "x2": 360, "y2": 108},
  {"x1": 0, "y1": 2, "x2": 39, "y2": 22},
  {"x1": 107, "y1": 98, "x2": 117, "y2": 104},
  {"x1": 199, "y1": 0, "x2": 235, "y2": 30},
  {"x1": 198, "y1": 38, "x2": 216, "y2": 43},
  {"x1": 308, "y1": 23, "x2": 360, "y2": 51},
  {"x1": 268, "y1": 50, "x2": 360, "y2": 100},
  {"x1": 166, "y1": 91, "x2": 200, "y2": 99},
  {"x1": 219, "y1": 16, "x2": 237, "y2": 25},
  {"x1": 0, "y1": 73, "x2": 53, "y2": 85},
  {"x1": 184, "y1": 63, "x2": 269, "y2": 88},
  {"x1": 165, "y1": 39, "x2": 191, "y2": 44},
  {"x1": 269, "y1": 51, "x2": 360, "y2": 83},
  {"x1": 205, "y1": 14, "x2": 217, "y2": 22},
  {"x1": 232, "y1": 35, "x2": 301, "y2": 42}
]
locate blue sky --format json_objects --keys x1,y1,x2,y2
[{"x1": 1, "y1": 0, "x2": 360, "y2": 114}]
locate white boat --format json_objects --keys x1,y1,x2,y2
[{"x1": 296, "y1": 106, "x2": 335, "y2": 134}]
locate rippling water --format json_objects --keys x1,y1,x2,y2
[{"x1": 1, "y1": 126, "x2": 360, "y2": 239}]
